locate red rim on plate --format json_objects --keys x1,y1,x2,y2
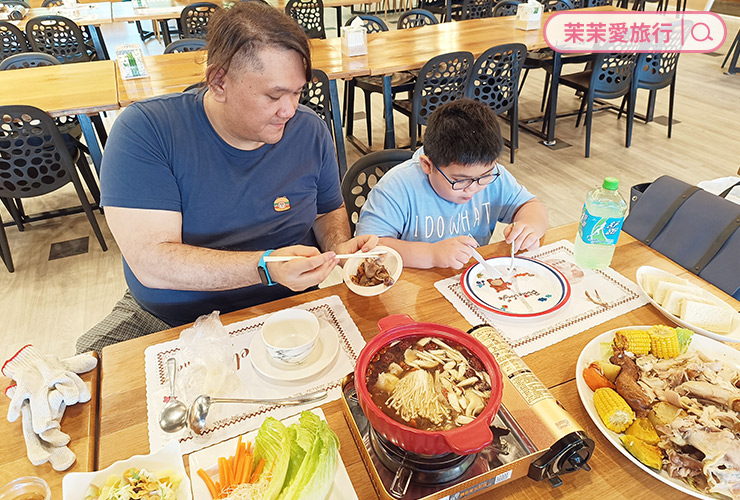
[{"x1": 460, "y1": 257, "x2": 571, "y2": 318}]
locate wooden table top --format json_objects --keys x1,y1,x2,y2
[
  {"x1": 0, "y1": 60, "x2": 119, "y2": 117},
  {"x1": 12, "y1": 2, "x2": 112, "y2": 30},
  {"x1": 0, "y1": 366, "x2": 99, "y2": 498},
  {"x1": 97, "y1": 223, "x2": 740, "y2": 500}
]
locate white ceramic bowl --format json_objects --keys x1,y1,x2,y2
[
  {"x1": 261, "y1": 309, "x2": 320, "y2": 364},
  {"x1": 342, "y1": 246, "x2": 403, "y2": 297}
]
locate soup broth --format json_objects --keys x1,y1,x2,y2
[{"x1": 366, "y1": 337, "x2": 492, "y2": 431}]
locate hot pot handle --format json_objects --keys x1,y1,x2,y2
[
  {"x1": 377, "y1": 314, "x2": 416, "y2": 333},
  {"x1": 442, "y1": 418, "x2": 494, "y2": 455}
]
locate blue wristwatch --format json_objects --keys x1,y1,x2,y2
[{"x1": 257, "y1": 250, "x2": 276, "y2": 286}]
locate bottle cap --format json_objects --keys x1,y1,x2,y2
[{"x1": 602, "y1": 177, "x2": 619, "y2": 190}]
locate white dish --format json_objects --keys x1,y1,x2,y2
[
  {"x1": 343, "y1": 245, "x2": 403, "y2": 297},
  {"x1": 576, "y1": 326, "x2": 740, "y2": 500},
  {"x1": 249, "y1": 319, "x2": 339, "y2": 382},
  {"x1": 63, "y1": 440, "x2": 191, "y2": 500},
  {"x1": 188, "y1": 408, "x2": 358, "y2": 500},
  {"x1": 635, "y1": 265, "x2": 740, "y2": 342}
]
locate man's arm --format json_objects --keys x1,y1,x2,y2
[
  {"x1": 313, "y1": 204, "x2": 378, "y2": 256},
  {"x1": 105, "y1": 207, "x2": 338, "y2": 292}
]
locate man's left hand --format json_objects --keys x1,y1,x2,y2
[{"x1": 332, "y1": 234, "x2": 379, "y2": 257}]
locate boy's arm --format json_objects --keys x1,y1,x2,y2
[
  {"x1": 378, "y1": 235, "x2": 478, "y2": 270},
  {"x1": 506, "y1": 198, "x2": 549, "y2": 252}
]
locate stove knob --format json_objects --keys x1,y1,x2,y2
[{"x1": 527, "y1": 431, "x2": 595, "y2": 485}]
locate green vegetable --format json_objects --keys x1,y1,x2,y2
[
  {"x1": 675, "y1": 327, "x2": 694, "y2": 353},
  {"x1": 600, "y1": 342, "x2": 614, "y2": 361},
  {"x1": 254, "y1": 417, "x2": 291, "y2": 500}
]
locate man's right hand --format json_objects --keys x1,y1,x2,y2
[
  {"x1": 431, "y1": 236, "x2": 478, "y2": 269},
  {"x1": 266, "y1": 245, "x2": 339, "y2": 291}
]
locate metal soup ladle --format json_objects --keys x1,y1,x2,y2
[{"x1": 188, "y1": 390, "x2": 329, "y2": 435}]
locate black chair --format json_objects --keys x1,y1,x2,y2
[
  {"x1": 285, "y1": 0, "x2": 326, "y2": 39},
  {"x1": 164, "y1": 38, "x2": 206, "y2": 54},
  {"x1": 179, "y1": 2, "x2": 219, "y2": 40},
  {"x1": 0, "y1": 51, "x2": 57, "y2": 70},
  {"x1": 299, "y1": 68, "x2": 333, "y2": 137},
  {"x1": 554, "y1": 52, "x2": 637, "y2": 157},
  {"x1": 456, "y1": 0, "x2": 494, "y2": 19},
  {"x1": 0, "y1": 21, "x2": 28, "y2": 63},
  {"x1": 586, "y1": 0, "x2": 612, "y2": 5},
  {"x1": 0, "y1": 0, "x2": 30, "y2": 7},
  {"x1": 618, "y1": 52, "x2": 679, "y2": 143},
  {"x1": 722, "y1": 28, "x2": 740, "y2": 75},
  {"x1": 0, "y1": 105, "x2": 107, "y2": 272},
  {"x1": 493, "y1": 0, "x2": 520, "y2": 16},
  {"x1": 464, "y1": 43, "x2": 526, "y2": 163},
  {"x1": 343, "y1": 15, "x2": 417, "y2": 148},
  {"x1": 24, "y1": 15, "x2": 90, "y2": 64},
  {"x1": 543, "y1": 0, "x2": 574, "y2": 10},
  {"x1": 397, "y1": 9, "x2": 439, "y2": 29},
  {"x1": 41, "y1": 0, "x2": 63, "y2": 6},
  {"x1": 393, "y1": 51, "x2": 475, "y2": 149},
  {"x1": 341, "y1": 149, "x2": 413, "y2": 234}
]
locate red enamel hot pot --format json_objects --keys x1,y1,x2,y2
[{"x1": 354, "y1": 314, "x2": 504, "y2": 456}]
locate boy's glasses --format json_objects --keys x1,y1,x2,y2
[{"x1": 433, "y1": 162, "x2": 500, "y2": 191}]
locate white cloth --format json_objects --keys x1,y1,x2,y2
[
  {"x1": 698, "y1": 176, "x2": 740, "y2": 206},
  {"x1": 435, "y1": 239, "x2": 648, "y2": 357},
  {"x1": 144, "y1": 295, "x2": 366, "y2": 455}
]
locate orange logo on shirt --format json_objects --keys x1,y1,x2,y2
[{"x1": 274, "y1": 196, "x2": 291, "y2": 212}]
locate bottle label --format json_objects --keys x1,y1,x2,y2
[{"x1": 578, "y1": 205, "x2": 624, "y2": 245}]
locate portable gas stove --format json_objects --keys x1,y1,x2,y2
[{"x1": 341, "y1": 325, "x2": 594, "y2": 500}]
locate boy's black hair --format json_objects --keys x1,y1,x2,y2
[{"x1": 423, "y1": 98, "x2": 504, "y2": 168}]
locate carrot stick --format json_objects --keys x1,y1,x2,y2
[
  {"x1": 214, "y1": 481, "x2": 221, "y2": 497},
  {"x1": 218, "y1": 457, "x2": 227, "y2": 491},
  {"x1": 234, "y1": 446, "x2": 244, "y2": 485},
  {"x1": 241, "y1": 452, "x2": 253, "y2": 484},
  {"x1": 250, "y1": 458, "x2": 266, "y2": 483},
  {"x1": 226, "y1": 457, "x2": 234, "y2": 488},
  {"x1": 197, "y1": 469, "x2": 219, "y2": 500}
]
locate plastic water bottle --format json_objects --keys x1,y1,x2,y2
[{"x1": 574, "y1": 177, "x2": 628, "y2": 270}]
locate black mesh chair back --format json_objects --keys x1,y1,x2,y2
[
  {"x1": 41, "y1": 0, "x2": 63, "y2": 6},
  {"x1": 0, "y1": 105, "x2": 107, "y2": 272},
  {"x1": 285, "y1": 0, "x2": 326, "y2": 39},
  {"x1": 299, "y1": 68, "x2": 333, "y2": 136},
  {"x1": 0, "y1": 0, "x2": 29, "y2": 7},
  {"x1": 634, "y1": 52, "x2": 678, "y2": 88},
  {"x1": 544, "y1": 0, "x2": 573, "y2": 10},
  {"x1": 397, "y1": 9, "x2": 439, "y2": 29},
  {"x1": 591, "y1": 52, "x2": 636, "y2": 99},
  {"x1": 464, "y1": 43, "x2": 526, "y2": 162},
  {"x1": 460, "y1": 0, "x2": 493, "y2": 19},
  {"x1": 587, "y1": 0, "x2": 612, "y2": 5},
  {"x1": 493, "y1": 0, "x2": 520, "y2": 16},
  {"x1": 0, "y1": 21, "x2": 28, "y2": 62},
  {"x1": 0, "y1": 51, "x2": 57, "y2": 70},
  {"x1": 345, "y1": 14, "x2": 388, "y2": 33},
  {"x1": 25, "y1": 15, "x2": 90, "y2": 64},
  {"x1": 179, "y1": 2, "x2": 219, "y2": 39},
  {"x1": 341, "y1": 149, "x2": 413, "y2": 234},
  {"x1": 164, "y1": 38, "x2": 206, "y2": 54}
]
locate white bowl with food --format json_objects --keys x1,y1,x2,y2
[
  {"x1": 62, "y1": 441, "x2": 191, "y2": 500},
  {"x1": 342, "y1": 245, "x2": 403, "y2": 297},
  {"x1": 635, "y1": 265, "x2": 740, "y2": 342}
]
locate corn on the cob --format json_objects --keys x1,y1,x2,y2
[
  {"x1": 593, "y1": 387, "x2": 635, "y2": 433},
  {"x1": 648, "y1": 325, "x2": 680, "y2": 359},
  {"x1": 613, "y1": 329, "x2": 651, "y2": 355}
]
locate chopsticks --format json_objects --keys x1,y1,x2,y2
[{"x1": 262, "y1": 250, "x2": 387, "y2": 262}]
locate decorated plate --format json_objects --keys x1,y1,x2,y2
[
  {"x1": 635, "y1": 266, "x2": 740, "y2": 342},
  {"x1": 576, "y1": 327, "x2": 740, "y2": 500},
  {"x1": 461, "y1": 256, "x2": 571, "y2": 317}
]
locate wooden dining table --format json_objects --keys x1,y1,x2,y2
[
  {"x1": 0, "y1": 59, "x2": 119, "y2": 175},
  {"x1": 96, "y1": 222, "x2": 740, "y2": 500},
  {"x1": 0, "y1": 365, "x2": 99, "y2": 499}
]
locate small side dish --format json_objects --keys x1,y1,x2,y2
[
  {"x1": 350, "y1": 255, "x2": 395, "y2": 287},
  {"x1": 579, "y1": 325, "x2": 740, "y2": 500}
]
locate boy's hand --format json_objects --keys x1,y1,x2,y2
[
  {"x1": 505, "y1": 222, "x2": 543, "y2": 253},
  {"x1": 432, "y1": 236, "x2": 478, "y2": 269}
]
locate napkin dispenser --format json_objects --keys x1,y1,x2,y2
[
  {"x1": 515, "y1": 0, "x2": 543, "y2": 31},
  {"x1": 342, "y1": 17, "x2": 368, "y2": 57}
]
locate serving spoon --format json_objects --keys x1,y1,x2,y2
[
  {"x1": 158, "y1": 358, "x2": 189, "y2": 433},
  {"x1": 188, "y1": 390, "x2": 329, "y2": 435}
]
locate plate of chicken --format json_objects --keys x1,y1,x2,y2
[{"x1": 576, "y1": 325, "x2": 740, "y2": 500}]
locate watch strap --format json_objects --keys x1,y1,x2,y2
[{"x1": 258, "y1": 250, "x2": 276, "y2": 286}]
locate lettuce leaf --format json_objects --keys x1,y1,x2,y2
[{"x1": 254, "y1": 417, "x2": 291, "y2": 500}]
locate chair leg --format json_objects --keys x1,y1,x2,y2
[
  {"x1": 70, "y1": 174, "x2": 107, "y2": 252},
  {"x1": 575, "y1": 96, "x2": 587, "y2": 128},
  {"x1": 540, "y1": 73, "x2": 550, "y2": 113},
  {"x1": 410, "y1": 113, "x2": 418, "y2": 150},
  {"x1": 342, "y1": 80, "x2": 349, "y2": 126},
  {"x1": 721, "y1": 31, "x2": 739, "y2": 68},
  {"x1": 0, "y1": 216, "x2": 14, "y2": 272},
  {"x1": 626, "y1": 87, "x2": 636, "y2": 148},
  {"x1": 510, "y1": 102, "x2": 518, "y2": 163},
  {"x1": 364, "y1": 89, "x2": 373, "y2": 147},
  {"x1": 518, "y1": 68, "x2": 529, "y2": 94},
  {"x1": 90, "y1": 114, "x2": 108, "y2": 147},
  {"x1": 76, "y1": 153, "x2": 101, "y2": 207},
  {"x1": 617, "y1": 94, "x2": 627, "y2": 120},
  {"x1": 668, "y1": 78, "x2": 676, "y2": 138},
  {"x1": 346, "y1": 80, "x2": 357, "y2": 137},
  {"x1": 645, "y1": 89, "x2": 657, "y2": 123},
  {"x1": 585, "y1": 94, "x2": 594, "y2": 158},
  {"x1": 1, "y1": 197, "x2": 24, "y2": 231}
]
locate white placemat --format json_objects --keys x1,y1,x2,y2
[
  {"x1": 435, "y1": 239, "x2": 648, "y2": 357},
  {"x1": 144, "y1": 295, "x2": 365, "y2": 456}
]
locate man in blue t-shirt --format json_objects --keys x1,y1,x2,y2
[
  {"x1": 356, "y1": 99, "x2": 547, "y2": 269},
  {"x1": 76, "y1": 3, "x2": 376, "y2": 353}
]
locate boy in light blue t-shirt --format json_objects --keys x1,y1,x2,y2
[{"x1": 356, "y1": 98, "x2": 548, "y2": 269}]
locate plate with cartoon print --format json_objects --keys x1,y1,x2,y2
[{"x1": 460, "y1": 256, "x2": 571, "y2": 317}]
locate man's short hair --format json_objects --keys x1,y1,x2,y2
[
  {"x1": 423, "y1": 99, "x2": 504, "y2": 168},
  {"x1": 206, "y1": 2, "x2": 312, "y2": 83}
]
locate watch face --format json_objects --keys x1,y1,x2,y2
[{"x1": 258, "y1": 265, "x2": 270, "y2": 286}]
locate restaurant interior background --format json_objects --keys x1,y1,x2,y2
[{"x1": 0, "y1": 0, "x2": 738, "y2": 364}]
